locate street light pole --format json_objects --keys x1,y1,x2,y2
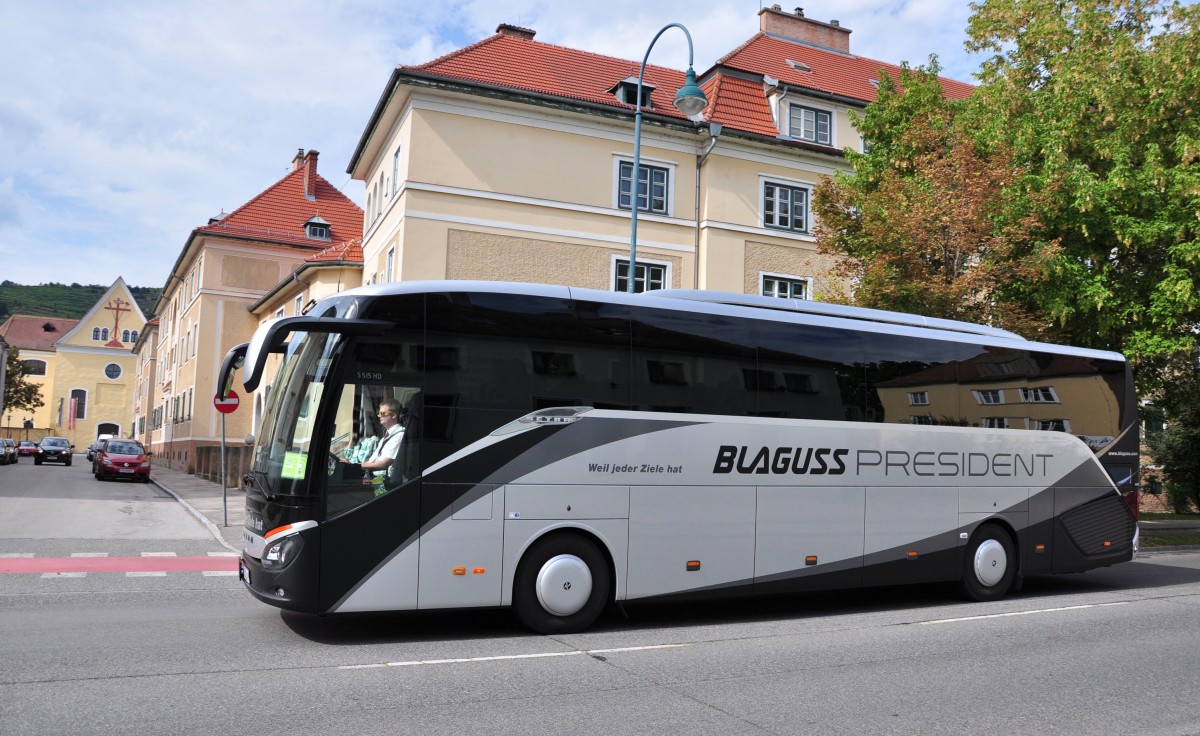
[{"x1": 628, "y1": 23, "x2": 708, "y2": 293}]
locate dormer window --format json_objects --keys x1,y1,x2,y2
[
  {"x1": 786, "y1": 59, "x2": 811, "y2": 73},
  {"x1": 610, "y1": 76, "x2": 655, "y2": 108},
  {"x1": 305, "y1": 215, "x2": 331, "y2": 241}
]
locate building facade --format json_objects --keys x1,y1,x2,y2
[
  {"x1": 0, "y1": 278, "x2": 146, "y2": 447},
  {"x1": 347, "y1": 7, "x2": 971, "y2": 298},
  {"x1": 142, "y1": 150, "x2": 363, "y2": 472}
]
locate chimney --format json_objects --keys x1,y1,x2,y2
[
  {"x1": 496, "y1": 23, "x2": 535, "y2": 41},
  {"x1": 292, "y1": 148, "x2": 305, "y2": 171},
  {"x1": 300, "y1": 150, "x2": 319, "y2": 200},
  {"x1": 759, "y1": 5, "x2": 852, "y2": 53}
]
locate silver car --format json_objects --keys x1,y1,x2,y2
[{"x1": 0, "y1": 438, "x2": 16, "y2": 465}]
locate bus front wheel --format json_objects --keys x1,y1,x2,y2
[
  {"x1": 958, "y1": 523, "x2": 1016, "y2": 602},
  {"x1": 513, "y1": 534, "x2": 610, "y2": 635}
]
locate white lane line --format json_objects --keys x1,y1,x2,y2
[
  {"x1": 141, "y1": 552, "x2": 177, "y2": 557},
  {"x1": 202, "y1": 570, "x2": 239, "y2": 576},
  {"x1": 1, "y1": 553, "x2": 35, "y2": 558},
  {"x1": 41, "y1": 572, "x2": 86, "y2": 578},
  {"x1": 71, "y1": 552, "x2": 109, "y2": 557},
  {"x1": 338, "y1": 643, "x2": 693, "y2": 670},
  {"x1": 919, "y1": 601, "x2": 1130, "y2": 625},
  {"x1": 207, "y1": 552, "x2": 239, "y2": 557},
  {"x1": 126, "y1": 571, "x2": 168, "y2": 577}
]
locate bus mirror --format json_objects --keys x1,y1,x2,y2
[{"x1": 217, "y1": 343, "x2": 248, "y2": 396}]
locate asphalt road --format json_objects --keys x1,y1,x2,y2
[{"x1": 2, "y1": 458, "x2": 1199, "y2": 736}]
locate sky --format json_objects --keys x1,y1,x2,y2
[{"x1": 0, "y1": 0, "x2": 984, "y2": 291}]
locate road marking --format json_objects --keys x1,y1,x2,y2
[
  {"x1": 338, "y1": 643, "x2": 693, "y2": 670},
  {"x1": 0, "y1": 556, "x2": 240, "y2": 574},
  {"x1": 141, "y1": 552, "x2": 177, "y2": 557},
  {"x1": 127, "y1": 571, "x2": 168, "y2": 577},
  {"x1": 202, "y1": 570, "x2": 239, "y2": 576},
  {"x1": 41, "y1": 572, "x2": 87, "y2": 579},
  {"x1": 72, "y1": 552, "x2": 109, "y2": 557},
  {"x1": 1, "y1": 553, "x2": 35, "y2": 558},
  {"x1": 918, "y1": 602, "x2": 1130, "y2": 625}
]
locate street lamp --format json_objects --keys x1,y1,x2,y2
[{"x1": 627, "y1": 23, "x2": 708, "y2": 293}]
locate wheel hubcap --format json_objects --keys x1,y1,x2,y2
[
  {"x1": 535, "y1": 554, "x2": 592, "y2": 617},
  {"x1": 973, "y1": 539, "x2": 1008, "y2": 587}
]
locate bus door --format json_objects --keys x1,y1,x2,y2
[{"x1": 318, "y1": 341, "x2": 424, "y2": 613}]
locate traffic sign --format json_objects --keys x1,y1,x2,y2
[{"x1": 214, "y1": 390, "x2": 240, "y2": 414}]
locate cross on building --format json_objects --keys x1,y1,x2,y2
[{"x1": 105, "y1": 297, "x2": 131, "y2": 347}]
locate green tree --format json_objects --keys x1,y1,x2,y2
[
  {"x1": 814, "y1": 61, "x2": 1063, "y2": 338},
  {"x1": 3, "y1": 348, "x2": 45, "y2": 416},
  {"x1": 1146, "y1": 404, "x2": 1200, "y2": 513},
  {"x1": 965, "y1": 0, "x2": 1200, "y2": 396}
]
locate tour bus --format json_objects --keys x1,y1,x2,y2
[{"x1": 222, "y1": 281, "x2": 1139, "y2": 633}]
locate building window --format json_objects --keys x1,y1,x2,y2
[
  {"x1": 71, "y1": 389, "x2": 87, "y2": 419},
  {"x1": 908, "y1": 391, "x2": 929, "y2": 406},
  {"x1": 386, "y1": 247, "x2": 395, "y2": 283},
  {"x1": 614, "y1": 258, "x2": 668, "y2": 293},
  {"x1": 274, "y1": 308, "x2": 285, "y2": 320},
  {"x1": 305, "y1": 216, "x2": 331, "y2": 241},
  {"x1": 763, "y1": 181, "x2": 810, "y2": 232},
  {"x1": 1035, "y1": 419, "x2": 1071, "y2": 432},
  {"x1": 1021, "y1": 386, "x2": 1059, "y2": 404},
  {"x1": 392, "y1": 145, "x2": 402, "y2": 195},
  {"x1": 617, "y1": 161, "x2": 669, "y2": 214},
  {"x1": 788, "y1": 104, "x2": 832, "y2": 145},
  {"x1": 982, "y1": 417, "x2": 1009, "y2": 429},
  {"x1": 761, "y1": 274, "x2": 809, "y2": 299},
  {"x1": 92, "y1": 327, "x2": 102, "y2": 341},
  {"x1": 973, "y1": 389, "x2": 1004, "y2": 405},
  {"x1": 104, "y1": 363, "x2": 122, "y2": 380},
  {"x1": 22, "y1": 359, "x2": 47, "y2": 376},
  {"x1": 909, "y1": 415, "x2": 935, "y2": 425}
]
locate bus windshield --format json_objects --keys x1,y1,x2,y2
[{"x1": 249, "y1": 330, "x2": 344, "y2": 497}]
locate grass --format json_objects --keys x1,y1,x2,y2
[
  {"x1": 1141, "y1": 532, "x2": 1200, "y2": 548},
  {"x1": 1140, "y1": 512, "x2": 1200, "y2": 521}
]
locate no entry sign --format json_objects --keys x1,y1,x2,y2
[{"x1": 214, "y1": 390, "x2": 240, "y2": 414}]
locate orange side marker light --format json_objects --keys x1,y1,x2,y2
[
  {"x1": 452, "y1": 567, "x2": 466, "y2": 576},
  {"x1": 686, "y1": 560, "x2": 701, "y2": 571}
]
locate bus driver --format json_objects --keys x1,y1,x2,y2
[{"x1": 360, "y1": 398, "x2": 405, "y2": 494}]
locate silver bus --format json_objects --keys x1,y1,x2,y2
[{"x1": 222, "y1": 281, "x2": 1139, "y2": 633}]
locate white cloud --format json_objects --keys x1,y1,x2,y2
[{"x1": 0, "y1": 0, "x2": 982, "y2": 291}]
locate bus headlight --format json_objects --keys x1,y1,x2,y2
[{"x1": 262, "y1": 535, "x2": 303, "y2": 570}]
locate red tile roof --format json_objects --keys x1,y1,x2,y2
[
  {"x1": 306, "y1": 239, "x2": 363, "y2": 264},
  {"x1": 405, "y1": 27, "x2": 974, "y2": 141},
  {"x1": 414, "y1": 33, "x2": 697, "y2": 123},
  {"x1": 0, "y1": 315, "x2": 79, "y2": 351},
  {"x1": 195, "y1": 153, "x2": 363, "y2": 249}
]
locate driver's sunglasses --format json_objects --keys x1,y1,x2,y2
[{"x1": 377, "y1": 411, "x2": 395, "y2": 417}]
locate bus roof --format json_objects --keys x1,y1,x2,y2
[{"x1": 334, "y1": 280, "x2": 1127, "y2": 363}]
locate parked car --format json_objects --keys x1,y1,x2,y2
[
  {"x1": 35, "y1": 437, "x2": 74, "y2": 466},
  {"x1": 17, "y1": 440, "x2": 38, "y2": 457},
  {"x1": 0, "y1": 438, "x2": 15, "y2": 465},
  {"x1": 86, "y1": 434, "x2": 114, "y2": 462},
  {"x1": 92, "y1": 438, "x2": 152, "y2": 482}
]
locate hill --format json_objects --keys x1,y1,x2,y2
[{"x1": 0, "y1": 281, "x2": 161, "y2": 324}]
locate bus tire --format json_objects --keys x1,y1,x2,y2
[
  {"x1": 513, "y1": 534, "x2": 610, "y2": 635},
  {"x1": 958, "y1": 523, "x2": 1016, "y2": 602}
]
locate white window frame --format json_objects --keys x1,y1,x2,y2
[
  {"x1": 982, "y1": 417, "x2": 1009, "y2": 429},
  {"x1": 760, "y1": 272, "x2": 811, "y2": 300},
  {"x1": 392, "y1": 145, "x2": 402, "y2": 196},
  {"x1": 909, "y1": 415, "x2": 935, "y2": 425},
  {"x1": 787, "y1": 102, "x2": 834, "y2": 145},
  {"x1": 294, "y1": 295, "x2": 304, "y2": 316},
  {"x1": 1034, "y1": 418, "x2": 1071, "y2": 432},
  {"x1": 103, "y1": 363, "x2": 122, "y2": 380},
  {"x1": 973, "y1": 389, "x2": 1004, "y2": 405},
  {"x1": 613, "y1": 155, "x2": 676, "y2": 216},
  {"x1": 761, "y1": 178, "x2": 813, "y2": 233},
  {"x1": 907, "y1": 391, "x2": 930, "y2": 407},
  {"x1": 610, "y1": 254, "x2": 671, "y2": 293},
  {"x1": 1021, "y1": 386, "x2": 1060, "y2": 404},
  {"x1": 386, "y1": 246, "x2": 396, "y2": 283}
]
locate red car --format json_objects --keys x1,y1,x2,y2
[
  {"x1": 92, "y1": 439, "x2": 152, "y2": 482},
  {"x1": 17, "y1": 441, "x2": 38, "y2": 457}
]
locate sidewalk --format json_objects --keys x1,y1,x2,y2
[{"x1": 150, "y1": 465, "x2": 244, "y2": 552}]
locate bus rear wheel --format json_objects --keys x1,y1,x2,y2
[
  {"x1": 958, "y1": 523, "x2": 1016, "y2": 602},
  {"x1": 513, "y1": 534, "x2": 610, "y2": 635}
]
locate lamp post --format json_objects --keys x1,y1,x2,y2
[{"x1": 627, "y1": 23, "x2": 708, "y2": 293}]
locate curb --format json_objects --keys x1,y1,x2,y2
[{"x1": 152, "y1": 479, "x2": 239, "y2": 553}]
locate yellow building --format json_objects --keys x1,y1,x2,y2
[
  {"x1": 0, "y1": 278, "x2": 145, "y2": 448},
  {"x1": 142, "y1": 150, "x2": 363, "y2": 473},
  {"x1": 348, "y1": 8, "x2": 971, "y2": 297}
]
